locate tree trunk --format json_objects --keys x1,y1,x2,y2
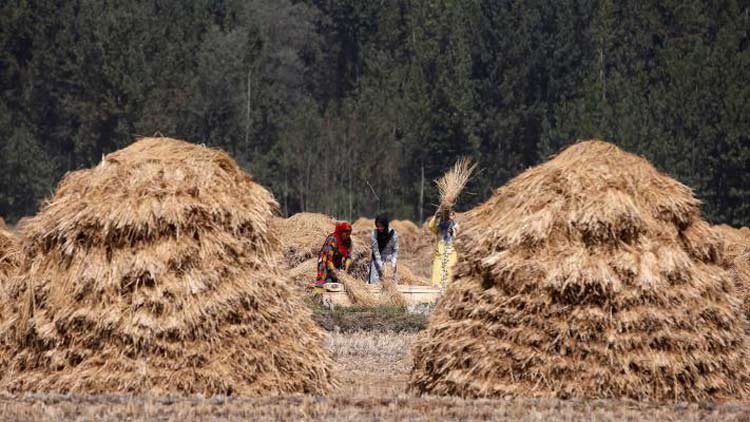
[{"x1": 419, "y1": 161, "x2": 425, "y2": 223}]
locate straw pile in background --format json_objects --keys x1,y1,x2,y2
[
  {"x1": 435, "y1": 157, "x2": 476, "y2": 211},
  {"x1": 395, "y1": 265, "x2": 430, "y2": 286},
  {"x1": 715, "y1": 224, "x2": 750, "y2": 318},
  {"x1": 0, "y1": 137, "x2": 335, "y2": 396},
  {"x1": 273, "y1": 212, "x2": 336, "y2": 267},
  {"x1": 409, "y1": 140, "x2": 750, "y2": 401},
  {"x1": 288, "y1": 257, "x2": 319, "y2": 286}
]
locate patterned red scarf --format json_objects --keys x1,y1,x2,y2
[{"x1": 333, "y1": 221, "x2": 352, "y2": 257}]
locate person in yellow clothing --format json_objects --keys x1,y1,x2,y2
[{"x1": 428, "y1": 208, "x2": 458, "y2": 289}]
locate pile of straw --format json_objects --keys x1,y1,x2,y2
[
  {"x1": 715, "y1": 224, "x2": 750, "y2": 318},
  {"x1": 409, "y1": 140, "x2": 750, "y2": 401},
  {"x1": 435, "y1": 157, "x2": 476, "y2": 211},
  {"x1": 274, "y1": 212, "x2": 336, "y2": 267},
  {"x1": 0, "y1": 137, "x2": 335, "y2": 395}
]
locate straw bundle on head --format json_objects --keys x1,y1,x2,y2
[
  {"x1": 435, "y1": 157, "x2": 476, "y2": 211},
  {"x1": 274, "y1": 212, "x2": 336, "y2": 267},
  {"x1": 409, "y1": 140, "x2": 750, "y2": 401},
  {"x1": 0, "y1": 137, "x2": 335, "y2": 395}
]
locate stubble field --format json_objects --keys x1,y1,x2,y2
[{"x1": 1, "y1": 326, "x2": 750, "y2": 421}]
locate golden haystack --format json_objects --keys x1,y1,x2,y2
[
  {"x1": 274, "y1": 212, "x2": 336, "y2": 267},
  {"x1": 0, "y1": 137, "x2": 335, "y2": 395},
  {"x1": 410, "y1": 140, "x2": 750, "y2": 401},
  {"x1": 352, "y1": 217, "x2": 374, "y2": 232},
  {"x1": 714, "y1": 224, "x2": 750, "y2": 318}
]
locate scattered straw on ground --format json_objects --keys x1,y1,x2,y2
[
  {"x1": 410, "y1": 140, "x2": 750, "y2": 402},
  {"x1": 0, "y1": 137, "x2": 335, "y2": 396}
]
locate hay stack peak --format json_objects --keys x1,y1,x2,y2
[
  {"x1": 410, "y1": 139, "x2": 750, "y2": 401},
  {"x1": 0, "y1": 137, "x2": 335, "y2": 395}
]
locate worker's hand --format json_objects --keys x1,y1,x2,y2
[{"x1": 391, "y1": 264, "x2": 398, "y2": 283}]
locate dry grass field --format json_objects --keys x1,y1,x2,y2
[{"x1": 1, "y1": 329, "x2": 750, "y2": 421}]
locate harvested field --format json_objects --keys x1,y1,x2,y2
[{"x1": 0, "y1": 331, "x2": 749, "y2": 420}]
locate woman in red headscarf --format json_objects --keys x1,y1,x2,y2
[{"x1": 315, "y1": 221, "x2": 353, "y2": 287}]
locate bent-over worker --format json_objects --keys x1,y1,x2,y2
[
  {"x1": 315, "y1": 221, "x2": 353, "y2": 288},
  {"x1": 367, "y1": 214, "x2": 399, "y2": 284}
]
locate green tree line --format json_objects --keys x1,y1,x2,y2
[{"x1": 1, "y1": 0, "x2": 748, "y2": 225}]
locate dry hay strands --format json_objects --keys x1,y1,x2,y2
[
  {"x1": 288, "y1": 257, "x2": 319, "y2": 286},
  {"x1": 380, "y1": 280, "x2": 407, "y2": 307},
  {"x1": 0, "y1": 137, "x2": 336, "y2": 396},
  {"x1": 397, "y1": 264, "x2": 431, "y2": 286},
  {"x1": 435, "y1": 157, "x2": 477, "y2": 210},
  {"x1": 0, "y1": 225, "x2": 20, "y2": 280},
  {"x1": 338, "y1": 272, "x2": 378, "y2": 307},
  {"x1": 274, "y1": 212, "x2": 336, "y2": 267},
  {"x1": 714, "y1": 224, "x2": 750, "y2": 317},
  {"x1": 409, "y1": 140, "x2": 750, "y2": 402},
  {"x1": 352, "y1": 217, "x2": 374, "y2": 232}
]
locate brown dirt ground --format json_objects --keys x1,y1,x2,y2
[{"x1": 1, "y1": 331, "x2": 750, "y2": 421}]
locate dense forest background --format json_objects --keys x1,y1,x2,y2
[{"x1": 0, "y1": 0, "x2": 748, "y2": 225}]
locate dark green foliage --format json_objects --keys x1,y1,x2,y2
[{"x1": 0, "y1": 0, "x2": 748, "y2": 225}]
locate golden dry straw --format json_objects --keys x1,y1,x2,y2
[
  {"x1": 409, "y1": 140, "x2": 750, "y2": 402},
  {"x1": 380, "y1": 280, "x2": 407, "y2": 307},
  {"x1": 395, "y1": 264, "x2": 430, "y2": 286},
  {"x1": 435, "y1": 157, "x2": 477, "y2": 211},
  {"x1": 714, "y1": 224, "x2": 750, "y2": 318},
  {"x1": 0, "y1": 137, "x2": 335, "y2": 396},
  {"x1": 273, "y1": 212, "x2": 336, "y2": 267},
  {"x1": 0, "y1": 224, "x2": 19, "y2": 282},
  {"x1": 288, "y1": 257, "x2": 319, "y2": 286},
  {"x1": 338, "y1": 272, "x2": 378, "y2": 307}
]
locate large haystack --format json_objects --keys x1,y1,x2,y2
[
  {"x1": 0, "y1": 137, "x2": 335, "y2": 395},
  {"x1": 410, "y1": 140, "x2": 750, "y2": 401}
]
